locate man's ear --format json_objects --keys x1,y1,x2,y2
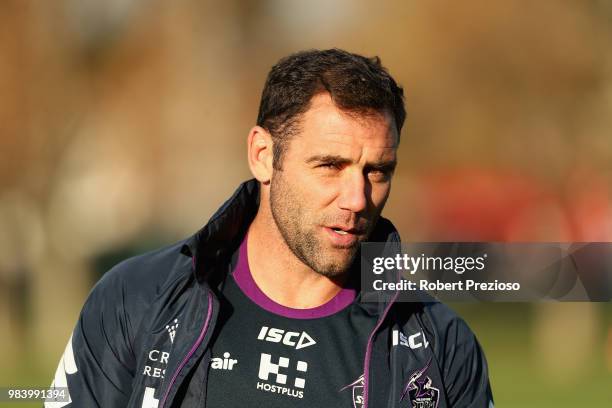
[{"x1": 247, "y1": 126, "x2": 274, "y2": 184}]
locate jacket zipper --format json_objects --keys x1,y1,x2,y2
[
  {"x1": 362, "y1": 290, "x2": 398, "y2": 408},
  {"x1": 159, "y1": 288, "x2": 214, "y2": 408}
]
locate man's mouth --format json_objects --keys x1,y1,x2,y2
[
  {"x1": 324, "y1": 225, "x2": 367, "y2": 247},
  {"x1": 328, "y1": 225, "x2": 366, "y2": 235},
  {"x1": 331, "y1": 227, "x2": 349, "y2": 235}
]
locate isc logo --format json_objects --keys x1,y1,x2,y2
[
  {"x1": 257, "y1": 326, "x2": 316, "y2": 350},
  {"x1": 392, "y1": 329, "x2": 429, "y2": 350}
]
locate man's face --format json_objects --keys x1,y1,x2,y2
[{"x1": 269, "y1": 93, "x2": 398, "y2": 278}]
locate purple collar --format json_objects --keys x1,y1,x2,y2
[{"x1": 232, "y1": 235, "x2": 357, "y2": 319}]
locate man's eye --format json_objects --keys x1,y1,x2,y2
[
  {"x1": 368, "y1": 169, "x2": 391, "y2": 181},
  {"x1": 318, "y1": 163, "x2": 341, "y2": 170}
]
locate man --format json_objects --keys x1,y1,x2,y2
[{"x1": 47, "y1": 49, "x2": 493, "y2": 407}]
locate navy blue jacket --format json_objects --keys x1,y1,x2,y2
[{"x1": 47, "y1": 179, "x2": 493, "y2": 408}]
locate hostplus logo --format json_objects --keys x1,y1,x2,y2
[{"x1": 256, "y1": 353, "x2": 308, "y2": 399}]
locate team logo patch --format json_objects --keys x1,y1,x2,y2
[
  {"x1": 400, "y1": 358, "x2": 440, "y2": 408},
  {"x1": 340, "y1": 374, "x2": 364, "y2": 408}
]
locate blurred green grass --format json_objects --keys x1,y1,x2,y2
[{"x1": 452, "y1": 303, "x2": 612, "y2": 407}]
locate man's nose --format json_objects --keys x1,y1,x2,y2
[{"x1": 337, "y1": 171, "x2": 368, "y2": 213}]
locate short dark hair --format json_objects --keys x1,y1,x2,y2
[{"x1": 256, "y1": 48, "x2": 406, "y2": 169}]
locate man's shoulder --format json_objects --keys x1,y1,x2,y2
[
  {"x1": 421, "y1": 301, "x2": 476, "y2": 342},
  {"x1": 88, "y1": 239, "x2": 194, "y2": 310}
]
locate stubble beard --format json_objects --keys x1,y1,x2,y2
[{"x1": 269, "y1": 171, "x2": 359, "y2": 278}]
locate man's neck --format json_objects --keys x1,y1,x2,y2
[{"x1": 246, "y1": 210, "x2": 347, "y2": 309}]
